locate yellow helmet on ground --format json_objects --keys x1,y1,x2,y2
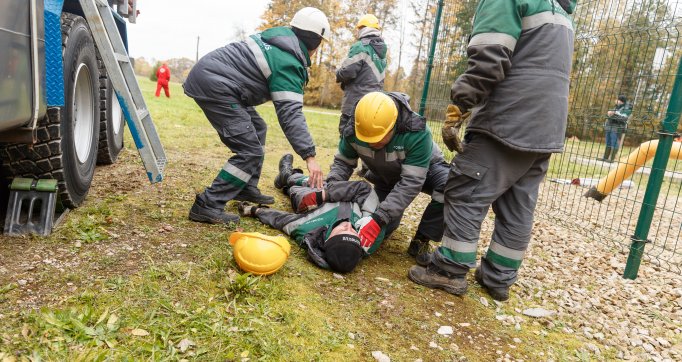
[
  {"x1": 229, "y1": 232, "x2": 291, "y2": 276},
  {"x1": 354, "y1": 92, "x2": 398, "y2": 143},
  {"x1": 357, "y1": 14, "x2": 381, "y2": 30}
]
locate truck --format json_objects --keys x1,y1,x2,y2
[{"x1": 0, "y1": 0, "x2": 163, "y2": 214}]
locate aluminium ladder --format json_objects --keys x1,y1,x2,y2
[{"x1": 79, "y1": 0, "x2": 166, "y2": 183}]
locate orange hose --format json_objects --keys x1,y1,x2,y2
[{"x1": 589, "y1": 141, "x2": 682, "y2": 198}]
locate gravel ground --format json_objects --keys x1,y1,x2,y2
[
  {"x1": 420, "y1": 179, "x2": 682, "y2": 361},
  {"x1": 399, "y1": 175, "x2": 682, "y2": 361}
]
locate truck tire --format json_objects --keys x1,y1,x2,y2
[
  {"x1": 97, "y1": 76, "x2": 125, "y2": 165},
  {"x1": 59, "y1": 13, "x2": 100, "y2": 207},
  {"x1": 0, "y1": 14, "x2": 100, "y2": 209}
]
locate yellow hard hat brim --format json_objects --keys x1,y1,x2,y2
[{"x1": 355, "y1": 125, "x2": 394, "y2": 143}]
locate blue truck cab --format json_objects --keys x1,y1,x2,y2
[{"x1": 0, "y1": 0, "x2": 135, "y2": 208}]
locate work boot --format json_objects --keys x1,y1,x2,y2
[
  {"x1": 407, "y1": 238, "x2": 432, "y2": 267},
  {"x1": 608, "y1": 147, "x2": 619, "y2": 163},
  {"x1": 408, "y1": 264, "x2": 468, "y2": 296},
  {"x1": 189, "y1": 195, "x2": 239, "y2": 225},
  {"x1": 234, "y1": 185, "x2": 275, "y2": 205},
  {"x1": 474, "y1": 267, "x2": 509, "y2": 302},
  {"x1": 599, "y1": 146, "x2": 612, "y2": 162},
  {"x1": 274, "y1": 154, "x2": 294, "y2": 189}
]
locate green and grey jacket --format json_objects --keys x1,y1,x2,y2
[
  {"x1": 605, "y1": 102, "x2": 632, "y2": 128},
  {"x1": 328, "y1": 92, "x2": 445, "y2": 226},
  {"x1": 183, "y1": 27, "x2": 316, "y2": 159},
  {"x1": 451, "y1": 0, "x2": 577, "y2": 153},
  {"x1": 336, "y1": 28, "x2": 388, "y2": 116}
]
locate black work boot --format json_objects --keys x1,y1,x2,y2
[
  {"x1": 234, "y1": 185, "x2": 275, "y2": 205},
  {"x1": 474, "y1": 268, "x2": 509, "y2": 302},
  {"x1": 407, "y1": 238, "x2": 432, "y2": 267},
  {"x1": 189, "y1": 195, "x2": 239, "y2": 225},
  {"x1": 274, "y1": 154, "x2": 294, "y2": 189},
  {"x1": 599, "y1": 146, "x2": 612, "y2": 162},
  {"x1": 609, "y1": 147, "x2": 619, "y2": 163},
  {"x1": 408, "y1": 264, "x2": 468, "y2": 296}
]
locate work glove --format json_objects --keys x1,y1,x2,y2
[
  {"x1": 356, "y1": 215, "x2": 383, "y2": 253},
  {"x1": 442, "y1": 104, "x2": 471, "y2": 153},
  {"x1": 297, "y1": 190, "x2": 324, "y2": 213}
]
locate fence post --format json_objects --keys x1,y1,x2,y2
[
  {"x1": 418, "y1": 0, "x2": 445, "y2": 116},
  {"x1": 624, "y1": 56, "x2": 682, "y2": 280}
]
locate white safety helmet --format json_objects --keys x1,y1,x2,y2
[{"x1": 290, "y1": 7, "x2": 331, "y2": 41}]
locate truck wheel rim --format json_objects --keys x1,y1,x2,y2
[
  {"x1": 111, "y1": 91, "x2": 123, "y2": 135},
  {"x1": 73, "y1": 63, "x2": 94, "y2": 164}
]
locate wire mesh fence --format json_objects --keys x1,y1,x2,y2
[{"x1": 419, "y1": 0, "x2": 682, "y2": 274}]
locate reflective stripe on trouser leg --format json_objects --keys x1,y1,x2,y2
[
  {"x1": 194, "y1": 99, "x2": 264, "y2": 210},
  {"x1": 480, "y1": 153, "x2": 550, "y2": 288}
]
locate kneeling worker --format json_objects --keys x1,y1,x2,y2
[
  {"x1": 327, "y1": 92, "x2": 449, "y2": 264},
  {"x1": 183, "y1": 7, "x2": 330, "y2": 224},
  {"x1": 238, "y1": 154, "x2": 387, "y2": 273}
]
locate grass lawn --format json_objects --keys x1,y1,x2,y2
[{"x1": 0, "y1": 78, "x2": 592, "y2": 361}]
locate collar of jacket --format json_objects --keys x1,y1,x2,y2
[
  {"x1": 260, "y1": 26, "x2": 312, "y2": 67},
  {"x1": 387, "y1": 92, "x2": 427, "y2": 134},
  {"x1": 358, "y1": 27, "x2": 382, "y2": 40}
]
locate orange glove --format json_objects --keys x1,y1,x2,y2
[{"x1": 442, "y1": 104, "x2": 471, "y2": 153}]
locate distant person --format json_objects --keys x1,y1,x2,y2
[
  {"x1": 182, "y1": 7, "x2": 330, "y2": 224},
  {"x1": 336, "y1": 14, "x2": 387, "y2": 135},
  {"x1": 600, "y1": 95, "x2": 632, "y2": 163},
  {"x1": 155, "y1": 63, "x2": 171, "y2": 98}
]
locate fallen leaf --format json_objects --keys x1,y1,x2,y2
[
  {"x1": 130, "y1": 328, "x2": 149, "y2": 336},
  {"x1": 177, "y1": 338, "x2": 195, "y2": 353}
]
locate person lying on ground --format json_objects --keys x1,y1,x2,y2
[{"x1": 237, "y1": 154, "x2": 388, "y2": 273}]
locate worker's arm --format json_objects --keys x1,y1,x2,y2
[
  {"x1": 336, "y1": 42, "x2": 365, "y2": 84},
  {"x1": 324, "y1": 181, "x2": 378, "y2": 213},
  {"x1": 269, "y1": 64, "x2": 323, "y2": 187},
  {"x1": 373, "y1": 131, "x2": 432, "y2": 225},
  {"x1": 326, "y1": 137, "x2": 359, "y2": 182},
  {"x1": 450, "y1": 1, "x2": 520, "y2": 111}
]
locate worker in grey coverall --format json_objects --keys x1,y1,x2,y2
[
  {"x1": 328, "y1": 92, "x2": 449, "y2": 265},
  {"x1": 182, "y1": 8, "x2": 330, "y2": 224},
  {"x1": 336, "y1": 14, "x2": 387, "y2": 134},
  {"x1": 408, "y1": 0, "x2": 577, "y2": 301}
]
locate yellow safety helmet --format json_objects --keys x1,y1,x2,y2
[
  {"x1": 357, "y1": 14, "x2": 381, "y2": 30},
  {"x1": 229, "y1": 232, "x2": 291, "y2": 276},
  {"x1": 354, "y1": 92, "x2": 398, "y2": 143}
]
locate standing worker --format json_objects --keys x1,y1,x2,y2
[
  {"x1": 327, "y1": 91, "x2": 450, "y2": 265},
  {"x1": 183, "y1": 7, "x2": 330, "y2": 224},
  {"x1": 408, "y1": 0, "x2": 576, "y2": 301},
  {"x1": 336, "y1": 14, "x2": 387, "y2": 135},
  {"x1": 600, "y1": 95, "x2": 632, "y2": 163},
  {"x1": 155, "y1": 62, "x2": 171, "y2": 98}
]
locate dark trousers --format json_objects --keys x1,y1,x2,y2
[
  {"x1": 433, "y1": 134, "x2": 550, "y2": 288},
  {"x1": 194, "y1": 99, "x2": 267, "y2": 210}
]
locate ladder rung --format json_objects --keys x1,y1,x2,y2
[
  {"x1": 137, "y1": 109, "x2": 149, "y2": 120},
  {"x1": 115, "y1": 53, "x2": 130, "y2": 63}
]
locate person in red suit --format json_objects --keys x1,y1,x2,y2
[{"x1": 155, "y1": 63, "x2": 171, "y2": 97}]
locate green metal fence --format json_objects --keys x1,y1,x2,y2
[{"x1": 419, "y1": 0, "x2": 682, "y2": 276}]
